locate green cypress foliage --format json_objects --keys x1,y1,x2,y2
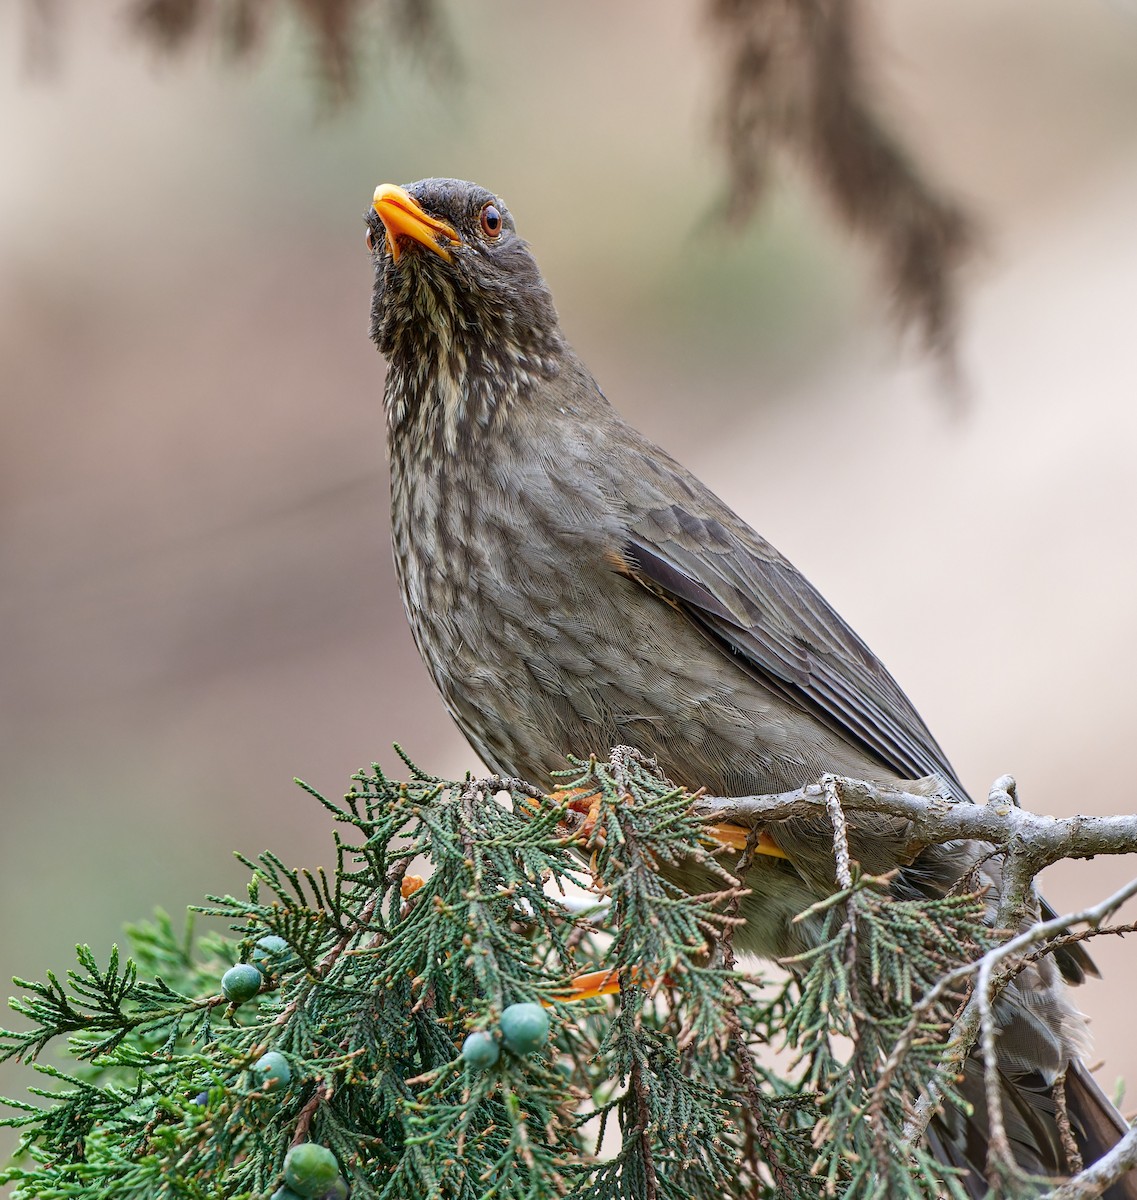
[{"x1": 2, "y1": 753, "x2": 994, "y2": 1198}]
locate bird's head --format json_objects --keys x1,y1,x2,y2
[{"x1": 367, "y1": 179, "x2": 565, "y2": 444}]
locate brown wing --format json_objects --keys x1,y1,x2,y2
[
  {"x1": 619, "y1": 500, "x2": 1098, "y2": 985},
  {"x1": 619, "y1": 502, "x2": 969, "y2": 799}
]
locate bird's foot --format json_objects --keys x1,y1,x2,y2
[
  {"x1": 555, "y1": 964, "x2": 644, "y2": 1003},
  {"x1": 546, "y1": 787, "x2": 606, "y2": 846},
  {"x1": 703, "y1": 821, "x2": 789, "y2": 860}
]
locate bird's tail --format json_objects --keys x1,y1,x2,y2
[
  {"x1": 1064, "y1": 1057, "x2": 1136, "y2": 1199},
  {"x1": 927, "y1": 1057, "x2": 1135, "y2": 1199}
]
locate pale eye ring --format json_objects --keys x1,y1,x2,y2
[{"x1": 479, "y1": 202, "x2": 503, "y2": 239}]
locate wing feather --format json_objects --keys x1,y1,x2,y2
[
  {"x1": 617, "y1": 501, "x2": 1099, "y2": 983},
  {"x1": 620, "y1": 504, "x2": 967, "y2": 798}
]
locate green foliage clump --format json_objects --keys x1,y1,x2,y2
[{"x1": 1, "y1": 752, "x2": 994, "y2": 1199}]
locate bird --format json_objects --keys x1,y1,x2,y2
[{"x1": 365, "y1": 176, "x2": 1134, "y2": 1195}]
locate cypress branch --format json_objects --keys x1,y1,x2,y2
[{"x1": 2, "y1": 753, "x2": 1133, "y2": 1198}]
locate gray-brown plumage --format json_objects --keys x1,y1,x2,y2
[{"x1": 366, "y1": 177, "x2": 1133, "y2": 1195}]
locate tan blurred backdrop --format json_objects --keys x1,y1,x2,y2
[{"x1": 2, "y1": 0, "x2": 1137, "y2": 1167}]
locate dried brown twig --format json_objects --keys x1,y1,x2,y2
[
  {"x1": 706, "y1": 0, "x2": 974, "y2": 364},
  {"x1": 28, "y1": 0, "x2": 974, "y2": 366},
  {"x1": 124, "y1": 0, "x2": 451, "y2": 101}
]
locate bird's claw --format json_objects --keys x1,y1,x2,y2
[
  {"x1": 546, "y1": 787, "x2": 607, "y2": 847},
  {"x1": 704, "y1": 822, "x2": 790, "y2": 860},
  {"x1": 555, "y1": 964, "x2": 643, "y2": 1003}
]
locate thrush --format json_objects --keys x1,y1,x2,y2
[{"x1": 366, "y1": 177, "x2": 1134, "y2": 1195}]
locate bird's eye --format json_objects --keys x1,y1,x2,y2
[
  {"x1": 366, "y1": 226, "x2": 375, "y2": 253},
  {"x1": 479, "y1": 203, "x2": 503, "y2": 239}
]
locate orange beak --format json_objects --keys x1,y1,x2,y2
[{"x1": 372, "y1": 183, "x2": 460, "y2": 263}]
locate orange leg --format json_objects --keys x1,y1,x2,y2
[
  {"x1": 553, "y1": 965, "x2": 644, "y2": 1004},
  {"x1": 546, "y1": 814, "x2": 786, "y2": 1004},
  {"x1": 545, "y1": 787, "x2": 605, "y2": 844},
  {"x1": 704, "y1": 822, "x2": 789, "y2": 860},
  {"x1": 544, "y1": 790, "x2": 786, "y2": 860},
  {"x1": 545, "y1": 787, "x2": 595, "y2": 804}
]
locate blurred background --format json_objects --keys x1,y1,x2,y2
[{"x1": 2, "y1": 0, "x2": 1137, "y2": 1166}]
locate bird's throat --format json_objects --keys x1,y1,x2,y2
[{"x1": 383, "y1": 334, "x2": 562, "y2": 461}]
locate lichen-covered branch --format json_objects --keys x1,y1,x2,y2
[{"x1": 697, "y1": 773, "x2": 1137, "y2": 866}]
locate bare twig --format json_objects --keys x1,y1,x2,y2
[
  {"x1": 290, "y1": 1081, "x2": 329, "y2": 1145},
  {"x1": 821, "y1": 776, "x2": 864, "y2": 1022},
  {"x1": 1024, "y1": 921, "x2": 1137, "y2": 965},
  {"x1": 975, "y1": 930, "x2": 1015, "y2": 1176},
  {"x1": 822, "y1": 776, "x2": 854, "y2": 891},
  {"x1": 625, "y1": 972, "x2": 661, "y2": 1200},
  {"x1": 1040, "y1": 1122, "x2": 1137, "y2": 1200},
  {"x1": 1053, "y1": 1072, "x2": 1085, "y2": 1177}
]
